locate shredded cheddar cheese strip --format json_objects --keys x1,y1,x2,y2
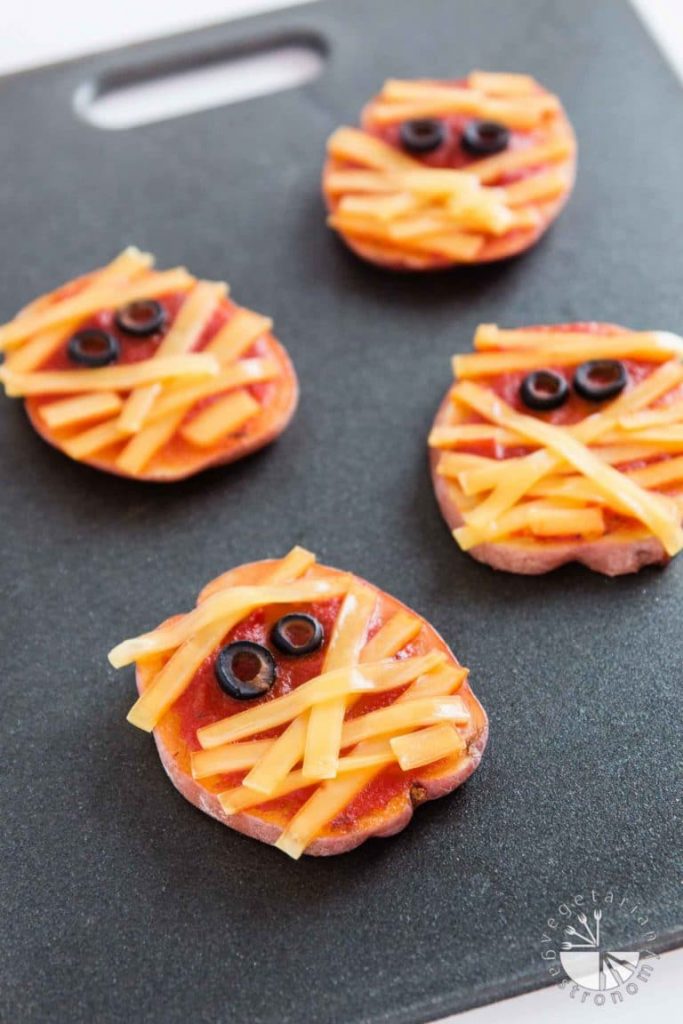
[
  {"x1": 468, "y1": 71, "x2": 539, "y2": 96},
  {"x1": 303, "y1": 583, "x2": 377, "y2": 781},
  {"x1": 5, "y1": 247, "x2": 154, "y2": 372},
  {"x1": 0, "y1": 266, "x2": 195, "y2": 352},
  {"x1": 391, "y1": 723, "x2": 466, "y2": 771},
  {"x1": 453, "y1": 381, "x2": 683, "y2": 555},
  {"x1": 218, "y1": 665, "x2": 466, "y2": 817},
  {"x1": 271, "y1": 664, "x2": 464, "y2": 860},
  {"x1": 197, "y1": 651, "x2": 446, "y2": 749},
  {"x1": 39, "y1": 392, "x2": 124, "y2": 429},
  {"x1": 0, "y1": 353, "x2": 219, "y2": 397},
  {"x1": 455, "y1": 503, "x2": 605, "y2": 550},
  {"x1": 117, "y1": 281, "x2": 227, "y2": 434},
  {"x1": 241, "y1": 606, "x2": 421, "y2": 790},
  {"x1": 110, "y1": 578, "x2": 350, "y2": 669},
  {"x1": 201, "y1": 665, "x2": 464, "y2": 782},
  {"x1": 242, "y1": 715, "x2": 311, "y2": 795},
  {"x1": 454, "y1": 336, "x2": 683, "y2": 378},
  {"x1": 373, "y1": 79, "x2": 559, "y2": 129},
  {"x1": 126, "y1": 547, "x2": 316, "y2": 732},
  {"x1": 206, "y1": 308, "x2": 273, "y2": 364},
  {"x1": 180, "y1": 390, "x2": 260, "y2": 449}
]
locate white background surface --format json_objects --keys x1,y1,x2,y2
[{"x1": 1, "y1": 1, "x2": 680, "y2": 1021}]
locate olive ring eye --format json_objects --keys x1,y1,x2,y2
[
  {"x1": 271, "y1": 614, "x2": 324, "y2": 656},
  {"x1": 67, "y1": 329, "x2": 120, "y2": 367},
  {"x1": 399, "y1": 118, "x2": 447, "y2": 154},
  {"x1": 520, "y1": 369, "x2": 569, "y2": 411},
  {"x1": 214, "y1": 641, "x2": 276, "y2": 700},
  {"x1": 115, "y1": 299, "x2": 166, "y2": 337},
  {"x1": 461, "y1": 119, "x2": 510, "y2": 156},
  {"x1": 574, "y1": 360, "x2": 628, "y2": 402}
]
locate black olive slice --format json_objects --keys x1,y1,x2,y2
[
  {"x1": 214, "y1": 641, "x2": 276, "y2": 700},
  {"x1": 461, "y1": 120, "x2": 510, "y2": 156},
  {"x1": 573, "y1": 360, "x2": 628, "y2": 402},
  {"x1": 67, "y1": 329, "x2": 120, "y2": 367},
  {"x1": 519, "y1": 370, "x2": 569, "y2": 412},
  {"x1": 399, "y1": 119, "x2": 447, "y2": 154},
  {"x1": 115, "y1": 299, "x2": 166, "y2": 337},
  {"x1": 271, "y1": 614, "x2": 324, "y2": 656}
]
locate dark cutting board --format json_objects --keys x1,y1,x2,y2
[{"x1": 1, "y1": 2, "x2": 682, "y2": 1022}]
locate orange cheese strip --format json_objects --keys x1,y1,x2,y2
[
  {"x1": 39, "y1": 392, "x2": 123, "y2": 429},
  {"x1": 0, "y1": 266, "x2": 195, "y2": 352},
  {"x1": 390, "y1": 723, "x2": 466, "y2": 771},
  {"x1": 501, "y1": 169, "x2": 569, "y2": 207},
  {"x1": 205, "y1": 308, "x2": 273, "y2": 364},
  {"x1": 110, "y1": 577, "x2": 350, "y2": 668},
  {"x1": 242, "y1": 714, "x2": 310, "y2": 795},
  {"x1": 116, "y1": 409, "x2": 186, "y2": 474},
  {"x1": 180, "y1": 390, "x2": 260, "y2": 448},
  {"x1": 191, "y1": 664, "x2": 463, "y2": 780},
  {"x1": 126, "y1": 547, "x2": 315, "y2": 732},
  {"x1": 469, "y1": 138, "x2": 575, "y2": 185},
  {"x1": 456, "y1": 502, "x2": 605, "y2": 549},
  {"x1": 454, "y1": 381, "x2": 683, "y2": 554},
  {"x1": 454, "y1": 337, "x2": 683, "y2": 378},
  {"x1": 468, "y1": 71, "x2": 540, "y2": 96},
  {"x1": 303, "y1": 583, "x2": 377, "y2": 780},
  {"x1": 327, "y1": 127, "x2": 421, "y2": 171},
  {"x1": 5, "y1": 248, "x2": 153, "y2": 371},
  {"x1": 0, "y1": 352, "x2": 219, "y2": 396},
  {"x1": 197, "y1": 651, "x2": 446, "y2": 749}
]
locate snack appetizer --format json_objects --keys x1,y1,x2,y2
[
  {"x1": 0, "y1": 247, "x2": 298, "y2": 480},
  {"x1": 323, "y1": 71, "x2": 576, "y2": 269},
  {"x1": 109, "y1": 547, "x2": 488, "y2": 858},
  {"x1": 429, "y1": 323, "x2": 683, "y2": 575}
]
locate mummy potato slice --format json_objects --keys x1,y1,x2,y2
[
  {"x1": 109, "y1": 547, "x2": 488, "y2": 858},
  {"x1": 0, "y1": 248, "x2": 298, "y2": 480},
  {"x1": 323, "y1": 71, "x2": 576, "y2": 269},
  {"x1": 429, "y1": 323, "x2": 683, "y2": 575}
]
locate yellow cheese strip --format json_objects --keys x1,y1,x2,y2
[
  {"x1": 530, "y1": 456, "x2": 683, "y2": 502},
  {"x1": 194, "y1": 643, "x2": 455, "y2": 783},
  {"x1": 388, "y1": 204, "x2": 512, "y2": 241},
  {"x1": 340, "y1": 695, "x2": 470, "y2": 747},
  {"x1": 472, "y1": 323, "x2": 677, "y2": 353},
  {"x1": 454, "y1": 362, "x2": 683, "y2": 498},
  {"x1": 116, "y1": 409, "x2": 186, "y2": 474},
  {"x1": 329, "y1": 213, "x2": 483, "y2": 261},
  {"x1": 117, "y1": 280, "x2": 227, "y2": 432},
  {"x1": 242, "y1": 714, "x2": 310, "y2": 794},
  {"x1": 180, "y1": 390, "x2": 260, "y2": 449},
  {"x1": 429, "y1": 423, "x2": 526, "y2": 448},
  {"x1": 618, "y1": 402, "x2": 683, "y2": 430},
  {"x1": 501, "y1": 169, "x2": 569, "y2": 207},
  {"x1": 4, "y1": 248, "x2": 154, "y2": 371},
  {"x1": 454, "y1": 381, "x2": 683, "y2": 554},
  {"x1": 219, "y1": 663, "x2": 466, "y2": 855},
  {"x1": 192, "y1": 739, "x2": 271, "y2": 777},
  {"x1": 68, "y1": 359, "x2": 277, "y2": 461},
  {"x1": 110, "y1": 578, "x2": 349, "y2": 669},
  {"x1": 391, "y1": 723, "x2": 466, "y2": 771},
  {"x1": 360, "y1": 610, "x2": 421, "y2": 662},
  {"x1": 0, "y1": 353, "x2": 219, "y2": 397},
  {"x1": 303, "y1": 583, "x2": 377, "y2": 780},
  {"x1": 266, "y1": 667, "x2": 465, "y2": 859},
  {"x1": 327, "y1": 126, "x2": 421, "y2": 171},
  {"x1": 116, "y1": 384, "x2": 162, "y2": 434},
  {"x1": 63, "y1": 421, "x2": 127, "y2": 460},
  {"x1": 198, "y1": 545, "x2": 315, "y2": 603},
  {"x1": 205, "y1": 308, "x2": 273, "y2": 364},
  {"x1": 374, "y1": 80, "x2": 558, "y2": 129},
  {"x1": 39, "y1": 392, "x2": 123, "y2": 429},
  {"x1": 126, "y1": 547, "x2": 316, "y2": 731},
  {"x1": 454, "y1": 337, "x2": 683, "y2": 378},
  {"x1": 152, "y1": 358, "x2": 279, "y2": 420},
  {"x1": 197, "y1": 651, "x2": 446, "y2": 749},
  {"x1": 456, "y1": 502, "x2": 605, "y2": 549},
  {"x1": 470, "y1": 137, "x2": 575, "y2": 185},
  {"x1": 326, "y1": 169, "x2": 478, "y2": 199},
  {"x1": 208, "y1": 666, "x2": 464, "y2": 788},
  {"x1": 0, "y1": 267, "x2": 195, "y2": 352},
  {"x1": 468, "y1": 71, "x2": 539, "y2": 96},
  {"x1": 338, "y1": 192, "x2": 420, "y2": 221}
]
